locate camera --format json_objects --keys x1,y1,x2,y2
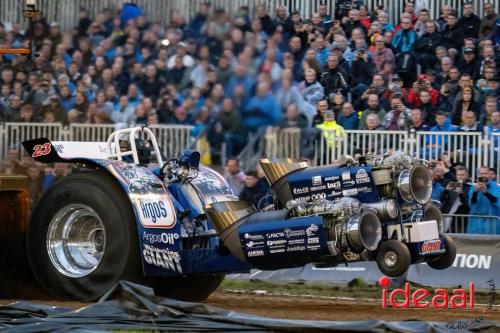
[{"x1": 478, "y1": 177, "x2": 489, "y2": 184}]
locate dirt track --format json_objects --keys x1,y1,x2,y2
[{"x1": 1, "y1": 291, "x2": 498, "y2": 322}]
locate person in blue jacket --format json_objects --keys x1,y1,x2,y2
[
  {"x1": 467, "y1": 166, "x2": 500, "y2": 234},
  {"x1": 424, "y1": 111, "x2": 457, "y2": 158},
  {"x1": 242, "y1": 81, "x2": 283, "y2": 132}
]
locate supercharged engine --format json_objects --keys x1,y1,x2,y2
[{"x1": 206, "y1": 151, "x2": 455, "y2": 277}]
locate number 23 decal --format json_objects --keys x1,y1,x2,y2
[{"x1": 32, "y1": 143, "x2": 52, "y2": 158}]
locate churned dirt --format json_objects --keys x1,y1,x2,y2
[
  {"x1": 208, "y1": 291, "x2": 500, "y2": 322},
  {"x1": 1, "y1": 290, "x2": 498, "y2": 322}
]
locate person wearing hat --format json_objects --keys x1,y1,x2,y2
[
  {"x1": 316, "y1": 110, "x2": 346, "y2": 149},
  {"x1": 457, "y1": 48, "x2": 481, "y2": 80}
]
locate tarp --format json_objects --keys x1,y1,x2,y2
[
  {"x1": 231, "y1": 234, "x2": 500, "y2": 290},
  {"x1": 0, "y1": 281, "x2": 497, "y2": 333}
]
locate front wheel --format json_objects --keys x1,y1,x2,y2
[
  {"x1": 376, "y1": 240, "x2": 411, "y2": 277},
  {"x1": 427, "y1": 235, "x2": 457, "y2": 270},
  {"x1": 27, "y1": 171, "x2": 141, "y2": 301}
]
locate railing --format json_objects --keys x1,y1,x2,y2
[
  {"x1": 443, "y1": 214, "x2": 500, "y2": 235},
  {"x1": 265, "y1": 128, "x2": 500, "y2": 182},
  {"x1": 0, "y1": 122, "x2": 193, "y2": 160}
]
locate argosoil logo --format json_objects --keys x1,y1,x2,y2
[{"x1": 379, "y1": 276, "x2": 475, "y2": 309}]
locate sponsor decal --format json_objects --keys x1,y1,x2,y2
[
  {"x1": 306, "y1": 224, "x2": 319, "y2": 237},
  {"x1": 328, "y1": 190, "x2": 343, "y2": 197},
  {"x1": 54, "y1": 144, "x2": 64, "y2": 154},
  {"x1": 288, "y1": 238, "x2": 306, "y2": 245},
  {"x1": 325, "y1": 175, "x2": 340, "y2": 181},
  {"x1": 140, "y1": 200, "x2": 167, "y2": 223},
  {"x1": 248, "y1": 249, "x2": 265, "y2": 257},
  {"x1": 343, "y1": 188, "x2": 358, "y2": 196},
  {"x1": 134, "y1": 196, "x2": 176, "y2": 228},
  {"x1": 293, "y1": 187, "x2": 309, "y2": 195},
  {"x1": 312, "y1": 176, "x2": 322, "y2": 186},
  {"x1": 267, "y1": 240, "x2": 287, "y2": 246},
  {"x1": 341, "y1": 171, "x2": 351, "y2": 181},
  {"x1": 287, "y1": 245, "x2": 306, "y2": 252},
  {"x1": 284, "y1": 228, "x2": 306, "y2": 238},
  {"x1": 327, "y1": 181, "x2": 341, "y2": 189},
  {"x1": 266, "y1": 232, "x2": 285, "y2": 239},
  {"x1": 244, "y1": 233, "x2": 264, "y2": 241},
  {"x1": 307, "y1": 244, "x2": 321, "y2": 250},
  {"x1": 420, "y1": 239, "x2": 441, "y2": 254},
  {"x1": 379, "y1": 276, "x2": 475, "y2": 309},
  {"x1": 246, "y1": 240, "x2": 264, "y2": 248},
  {"x1": 143, "y1": 244, "x2": 182, "y2": 273},
  {"x1": 270, "y1": 248, "x2": 286, "y2": 254},
  {"x1": 143, "y1": 231, "x2": 179, "y2": 245},
  {"x1": 32, "y1": 143, "x2": 52, "y2": 158},
  {"x1": 357, "y1": 186, "x2": 373, "y2": 193},
  {"x1": 307, "y1": 237, "x2": 320, "y2": 244},
  {"x1": 311, "y1": 193, "x2": 326, "y2": 200},
  {"x1": 453, "y1": 254, "x2": 492, "y2": 269},
  {"x1": 355, "y1": 169, "x2": 371, "y2": 185},
  {"x1": 310, "y1": 185, "x2": 327, "y2": 192}
]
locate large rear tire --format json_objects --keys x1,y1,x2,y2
[
  {"x1": 427, "y1": 235, "x2": 457, "y2": 270},
  {"x1": 27, "y1": 171, "x2": 141, "y2": 301},
  {"x1": 376, "y1": 240, "x2": 411, "y2": 277}
]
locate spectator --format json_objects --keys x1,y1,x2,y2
[
  {"x1": 441, "y1": 10, "x2": 464, "y2": 51},
  {"x1": 359, "y1": 94, "x2": 386, "y2": 129},
  {"x1": 457, "y1": 2, "x2": 480, "y2": 39},
  {"x1": 216, "y1": 98, "x2": 246, "y2": 156},
  {"x1": 383, "y1": 96, "x2": 411, "y2": 130},
  {"x1": 320, "y1": 55, "x2": 348, "y2": 98},
  {"x1": 312, "y1": 98, "x2": 329, "y2": 126},
  {"x1": 224, "y1": 157, "x2": 246, "y2": 195},
  {"x1": 301, "y1": 67, "x2": 325, "y2": 109},
  {"x1": 457, "y1": 48, "x2": 481, "y2": 80},
  {"x1": 441, "y1": 165, "x2": 471, "y2": 233},
  {"x1": 426, "y1": 111, "x2": 458, "y2": 152},
  {"x1": 451, "y1": 86, "x2": 480, "y2": 125},
  {"x1": 372, "y1": 35, "x2": 395, "y2": 75},
  {"x1": 467, "y1": 166, "x2": 500, "y2": 234},
  {"x1": 480, "y1": 2, "x2": 498, "y2": 39},
  {"x1": 418, "y1": 90, "x2": 438, "y2": 125},
  {"x1": 391, "y1": 17, "x2": 417, "y2": 54},
  {"x1": 409, "y1": 108, "x2": 430, "y2": 131},
  {"x1": 459, "y1": 111, "x2": 482, "y2": 133},
  {"x1": 337, "y1": 102, "x2": 359, "y2": 130},
  {"x1": 414, "y1": 21, "x2": 443, "y2": 71},
  {"x1": 280, "y1": 104, "x2": 308, "y2": 129},
  {"x1": 365, "y1": 113, "x2": 383, "y2": 130},
  {"x1": 242, "y1": 81, "x2": 282, "y2": 132},
  {"x1": 316, "y1": 110, "x2": 346, "y2": 148}
]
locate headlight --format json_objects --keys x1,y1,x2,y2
[
  {"x1": 424, "y1": 204, "x2": 444, "y2": 234},
  {"x1": 397, "y1": 165, "x2": 432, "y2": 204},
  {"x1": 346, "y1": 211, "x2": 382, "y2": 251}
]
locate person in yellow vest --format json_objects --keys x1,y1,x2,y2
[{"x1": 315, "y1": 110, "x2": 346, "y2": 148}]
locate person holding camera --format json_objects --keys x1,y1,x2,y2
[
  {"x1": 442, "y1": 165, "x2": 471, "y2": 232},
  {"x1": 467, "y1": 166, "x2": 500, "y2": 234}
]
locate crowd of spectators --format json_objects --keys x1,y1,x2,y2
[{"x1": 0, "y1": 1, "x2": 499, "y2": 233}]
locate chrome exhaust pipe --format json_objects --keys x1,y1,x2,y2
[
  {"x1": 398, "y1": 165, "x2": 432, "y2": 204},
  {"x1": 260, "y1": 158, "x2": 309, "y2": 205},
  {"x1": 423, "y1": 204, "x2": 444, "y2": 234},
  {"x1": 346, "y1": 211, "x2": 382, "y2": 251},
  {"x1": 362, "y1": 199, "x2": 398, "y2": 220}
]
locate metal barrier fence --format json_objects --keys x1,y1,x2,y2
[
  {"x1": 266, "y1": 128, "x2": 500, "y2": 182},
  {"x1": 1, "y1": 0, "x2": 498, "y2": 33},
  {"x1": 0, "y1": 122, "x2": 193, "y2": 161},
  {"x1": 443, "y1": 214, "x2": 500, "y2": 235}
]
